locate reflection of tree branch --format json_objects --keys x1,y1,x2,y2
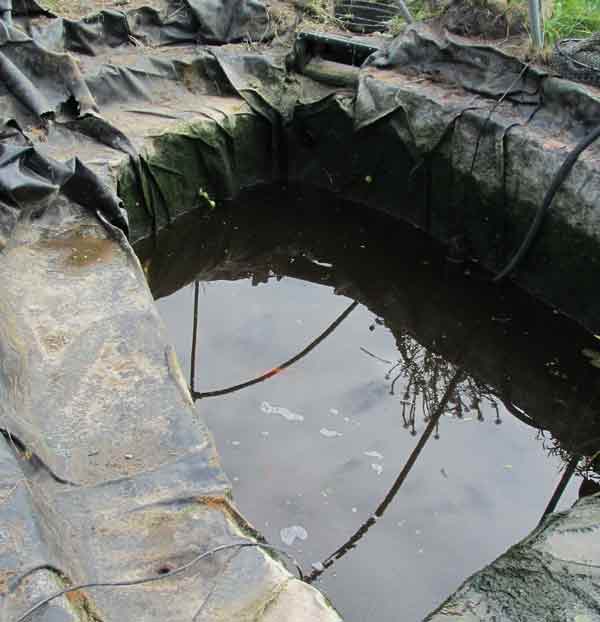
[
  {"x1": 359, "y1": 347, "x2": 392, "y2": 365},
  {"x1": 307, "y1": 367, "x2": 465, "y2": 583},
  {"x1": 192, "y1": 301, "x2": 359, "y2": 400},
  {"x1": 383, "y1": 335, "x2": 508, "y2": 438}
]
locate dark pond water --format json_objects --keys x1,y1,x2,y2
[{"x1": 136, "y1": 184, "x2": 600, "y2": 622}]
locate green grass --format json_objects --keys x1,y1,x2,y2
[
  {"x1": 387, "y1": 0, "x2": 599, "y2": 48},
  {"x1": 388, "y1": 0, "x2": 441, "y2": 35},
  {"x1": 543, "y1": 0, "x2": 600, "y2": 45}
]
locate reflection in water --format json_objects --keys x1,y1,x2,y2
[
  {"x1": 139, "y1": 184, "x2": 600, "y2": 622},
  {"x1": 540, "y1": 454, "x2": 580, "y2": 524},
  {"x1": 190, "y1": 280, "x2": 200, "y2": 394},
  {"x1": 377, "y1": 337, "x2": 502, "y2": 438},
  {"x1": 307, "y1": 367, "x2": 465, "y2": 582},
  {"x1": 185, "y1": 273, "x2": 582, "y2": 580},
  {"x1": 185, "y1": 271, "x2": 587, "y2": 580},
  {"x1": 191, "y1": 299, "x2": 359, "y2": 399}
]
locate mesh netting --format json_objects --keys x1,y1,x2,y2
[
  {"x1": 333, "y1": 0, "x2": 399, "y2": 33},
  {"x1": 551, "y1": 32, "x2": 600, "y2": 86}
]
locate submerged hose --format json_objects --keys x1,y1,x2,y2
[{"x1": 494, "y1": 124, "x2": 600, "y2": 282}]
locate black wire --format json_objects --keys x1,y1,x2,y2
[
  {"x1": 468, "y1": 63, "x2": 532, "y2": 180},
  {"x1": 494, "y1": 124, "x2": 600, "y2": 282},
  {"x1": 11, "y1": 542, "x2": 304, "y2": 622},
  {"x1": 193, "y1": 301, "x2": 358, "y2": 399}
]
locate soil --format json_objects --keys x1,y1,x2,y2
[{"x1": 440, "y1": 0, "x2": 529, "y2": 39}]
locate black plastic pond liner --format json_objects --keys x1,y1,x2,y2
[
  {"x1": 0, "y1": 140, "x2": 128, "y2": 247},
  {"x1": 15, "y1": 1, "x2": 269, "y2": 50},
  {"x1": 0, "y1": 8, "x2": 599, "y2": 620},
  {"x1": 364, "y1": 27, "x2": 545, "y2": 103},
  {"x1": 0, "y1": 0, "x2": 272, "y2": 249},
  {"x1": 1, "y1": 11, "x2": 600, "y2": 252}
]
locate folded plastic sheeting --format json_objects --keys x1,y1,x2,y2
[
  {"x1": 0, "y1": 20, "x2": 99, "y2": 125},
  {"x1": 16, "y1": 0, "x2": 269, "y2": 49},
  {"x1": 0, "y1": 140, "x2": 128, "y2": 248},
  {"x1": 0, "y1": 16, "x2": 126, "y2": 251},
  {"x1": 0, "y1": 0, "x2": 272, "y2": 254}
]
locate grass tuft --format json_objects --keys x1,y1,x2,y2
[{"x1": 544, "y1": 0, "x2": 600, "y2": 45}]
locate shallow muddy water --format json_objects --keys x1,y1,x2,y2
[{"x1": 137, "y1": 185, "x2": 600, "y2": 622}]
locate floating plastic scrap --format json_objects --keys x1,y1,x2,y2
[
  {"x1": 280, "y1": 525, "x2": 308, "y2": 546},
  {"x1": 320, "y1": 428, "x2": 343, "y2": 438},
  {"x1": 371, "y1": 463, "x2": 384, "y2": 475},
  {"x1": 261, "y1": 401, "x2": 304, "y2": 422},
  {"x1": 364, "y1": 450, "x2": 384, "y2": 460}
]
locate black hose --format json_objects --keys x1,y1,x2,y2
[
  {"x1": 494, "y1": 124, "x2": 600, "y2": 282},
  {"x1": 192, "y1": 301, "x2": 358, "y2": 399}
]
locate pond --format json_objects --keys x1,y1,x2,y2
[{"x1": 136, "y1": 184, "x2": 600, "y2": 622}]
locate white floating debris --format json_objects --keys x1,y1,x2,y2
[
  {"x1": 343, "y1": 417, "x2": 350, "y2": 423},
  {"x1": 329, "y1": 408, "x2": 339, "y2": 415},
  {"x1": 260, "y1": 431, "x2": 269, "y2": 437},
  {"x1": 352, "y1": 507, "x2": 358, "y2": 513},
  {"x1": 320, "y1": 428, "x2": 343, "y2": 438},
  {"x1": 364, "y1": 450, "x2": 384, "y2": 460},
  {"x1": 311, "y1": 562, "x2": 325, "y2": 572},
  {"x1": 280, "y1": 525, "x2": 308, "y2": 546},
  {"x1": 261, "y1": 401, "x2": 304, "y2": 422},
  {"x1": 371, "y1": 463, "x2": 384, "y2": 476},
  {"x1": 504, "y1": 464, "x2": 513, "y2": 470},
  {"x1": 415, "y1": 529, "x2": 422, "y2": 535},
  {"x1": 231, "y1": 440, "x2": 241, "y2": 446},
  {"x1": 311, "y1": 259, "x2": 333, "y2": 268},
  {"x1": 397, "y1": 520, "x2": 406, "y2": 528}
]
